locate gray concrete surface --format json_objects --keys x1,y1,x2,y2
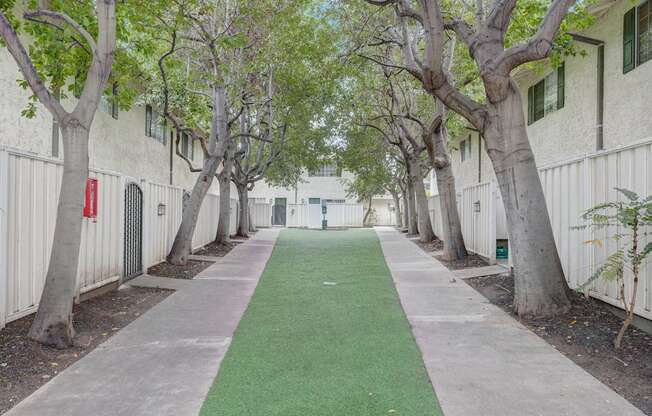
[
  {"x1": 188, "y1": 254, "x2": 221, "y2": 262},
  {"x1": 452, "y1": 264, "x2": 510, "y2": 279},
  {"x1": 126, "y1": 273, "x2": 192, "y2": 291},
  {"x1": 375, "y1": 227, "x2": 644, "y2": 416},
  {"x1": 6, "y1": 229, "x2": 279, "y2": 416}
]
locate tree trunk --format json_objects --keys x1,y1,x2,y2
[
  {"x1": 401, "y1": 188, "x2": 409, "y2": 230},
  {"x1": 236, "y1": 184, "x2": 249, "y2": 237},
  {"x1": 363, "y1": 197, "x2": 373, "y2": 226},
  {"x1": 168, "y1": 157, "x2": 221, "y2": 264},
  {"x1": 390, "y1": 190, "x2": 402, "y2": 228},
  {"x1": 425, "y1": 125, "x2": 467, "y2": 260},
  {"x1": 28, "y1": 123, "x2": 88, "y2": 348},
  {"x1": 405, "y1": 175, "x2": 418, "y2": 235},
  {"x1": 168, "y1": 85, "x2": 228, "y2": 265},
  {"x1": 248, "y1": 203, "x2": 256, "y2": 233},
  {"x1": 410, "y1": 157, "x2": 436, "y2": 243},
  {"x1": 215, "y1": 155, "x2": 234, "y2": 243},
  {"x1": 484, "y1": 82, "x2": 570, "y2": 317}
]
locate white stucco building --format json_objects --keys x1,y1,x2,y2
[
  {"x1": 448, "y1": 0, "x2": 652, "y2": 189},
  {"x1": 250, "y1": 164, "x2": 397, "y2": 228},
  {"x1": 434, "y1": 0, "x2": 652, "y2": 320}
]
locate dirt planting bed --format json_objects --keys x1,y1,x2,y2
[
  {"x1": 413, "y1": 238, "x2": 490, "y2": 270},
  {"x1": 415, "y1": 238, "x2": 444, "y2": 252},
  {"x1": 434, "y1": 253, "x2": 489, "y2": 270},
  {"x1": 147, "y1": 260, "x2": 213, "y2": 279},
  {"x1": 194, "y1": 240, "x2": 241, "y2": 258},
  {"x1": 465, "y1": 273, "x2": 652, "y2": 415},
  {"x1": 0, "y1": 286, "x2": 172, "y2": 414}
]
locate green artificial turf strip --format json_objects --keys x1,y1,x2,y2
[{"x1": 200, "y1": 229, "x2": 442, "y2": 416}]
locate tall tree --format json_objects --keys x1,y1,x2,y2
[
  {"x1": 231, "y1": 72, "x2": 287, "y2": 237},
  {"x1": 362, "y1": 0, "x2": 592, "y2": 316},
  {"x1": 348, "y1": 1, "x2": 467, "y2": 260},
  {"x1": 0, "y1": 1, "x2": 116, "y2": 347}
]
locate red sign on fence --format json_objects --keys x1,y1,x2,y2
[{"x1": 83, "y1": 178, "x2": 98, "y2": 219}]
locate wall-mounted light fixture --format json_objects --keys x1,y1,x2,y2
[
  {"x1": 157, "y1": 203, "x2": 167, "y2": 216},
  {"x1": 473, "y1": 201, "x2": 481, "y2": 213}
]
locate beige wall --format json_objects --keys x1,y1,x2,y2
[
  {"x1": 0, "y1": 49, "x2": 209, "y2": 193},
  {"x1": 450, "y1": 129, "x2": 495, "y2": 189},
  {"x1": 250, "y1": 171, "x2": 358, "y2": 204},
  {"x1": 448, "y1": 0, "x2": 652, "y2": 189}
]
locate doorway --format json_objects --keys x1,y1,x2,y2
[
  {"x1": 272, "y1": 197, "x2": 287, "y2": 226},
  {"x1": 123, "y1": 182, "x2": 143, "y2": 281}
]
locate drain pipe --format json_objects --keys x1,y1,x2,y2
[{"x1": 570, "y1": 34, "x2": 605, "y2": 151}]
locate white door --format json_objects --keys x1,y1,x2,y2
[{"x1": 308, "y1": 198, "x2": 322, "y2": 229}]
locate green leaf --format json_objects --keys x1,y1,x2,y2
[{"x1": 615, "y1": 187, "x2": 639, "y2": 201}]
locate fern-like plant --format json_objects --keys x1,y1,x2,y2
[{"x1": 577, "y1": 188, "x2": 652, "y2": 349}]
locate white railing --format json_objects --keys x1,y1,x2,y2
[{"x1": 0, "y1": 148, "x2": 240, "y2": 328}]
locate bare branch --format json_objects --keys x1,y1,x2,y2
[
  {"x1": 24, "y1": 9, "x2": 98, "y2": 55},
  {"x1": 496, "y1": 0, "x2": 576, "y2": 73},
  {"x1": 0, "y1": 12, "x2": 66, "y2": 120}
]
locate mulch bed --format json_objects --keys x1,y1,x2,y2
[
  {"x1": 414, "y1": 238, "x2": 489, "y2": 270},
  {"x1": 465, "y1": 273, "x2": 652, "y2": 415},
  {"x1": 0, "y1": 286, "x2": 172, "y2": 414},
  {"x1": 147, "y1": 260, "x2": 213, "y2": 280},
  {"x1": 415, "y1": 238, "x2": 444, "y2": 252},
  {"x1": 435, "y1": 253, "x2": 489, "y2": 270},
  {"x1": 194, "y1": 240, "x2": 240, "y2": 258},
  {"x1": 148, "y1": 239, "x2": 243, "y2": 280}
]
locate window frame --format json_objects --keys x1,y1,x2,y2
[
  {"x1": 145, "y1": 104, "x2": 166, "y2": 145},
  {"x1": 527, "y1": 64, "x2": 565, "y2": 125},
  {"x1": 179, "y1": 132, "x2": 194, "y2": 160},
  {"x1": 308, "y1": 164, "x2": 341, "y2": 177},
  {"x1": 624, "y1": 1, "x2": 652, "y2": 73}
]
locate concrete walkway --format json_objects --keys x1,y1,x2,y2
[
  {"x1": 375, "y1": 227, "x2": 644, "y2": 416},
  {"x1": 6, "y1": 229, "x2": 279, "y2": 416}
]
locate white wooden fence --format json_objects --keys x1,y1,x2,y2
[
  {"x1": 251, "y1": 202, "x2": 272, "y2": 228},
  {"x1": 327, "y1": 204, "x2": 364, "y2": 227},
  {"x1": 460, "y1": 182, "x2": 498, "y2": 262},
  {"x1": 428, "y1": 182, "x2": 504, "y2": 263},
  {"x1": 429, "y1": 138, "x2": 652, "y2": 320},
  {"x1": 539, "y1": 139, "x2": 652, "y2": 320},
  {"x1": 287, "y1": 203, "x2": 308, "y2": 227},
  {"x1": 0, "y1": 148, "x2": 238, "y2": 328},
  {"x1": 283, "y1": 202, "x2": 364, "y2": 228}
]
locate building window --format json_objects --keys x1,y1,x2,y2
[
  {"x1": 323, "y1": 199, "x2": 345, "y2": 204},
  {"x1": 624, "y1": 1, "x2": 652, "y2": 73},
  {"x1": 146, "y1": 105, "x2": 166, "y2": 144},
  {"x1": 179, "y1": 132, "x2": 194, "y2": 160},
  {"x1": 100, "y1": 83, "x2": 119, "y2": 120},
  {"x1": 460, "y1": 136, "x2": 472, "y2": 162},
  {"x1": 309, "y1": 164, "x2": 341, "y2": 177},
  {"x1": 527, "y1": 64, "x2": 565, "y2": 124},
  {"x1": 460, "y1": 140, "x2": 467, "y2": 162}
]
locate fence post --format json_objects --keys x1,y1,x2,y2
[
  {"x1": 488, "y1": 182, "x2": 497, "y2": 264},
  {"x1": 582, "y1": 155, "x2": 594, "y2": 291},
  {"x1": 0, "y1": 149, "x2": 8, "y2": 328},
  {"x1": 140, "y1": 179, "x2": 151, "y2": 271}
]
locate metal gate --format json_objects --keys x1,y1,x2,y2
[
  {"x1": 272, "y1": 197, "x2": 287, "y2": 226},
  {"x1": 123, "y1": 182, "x2": 143, "y2": 281}
]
